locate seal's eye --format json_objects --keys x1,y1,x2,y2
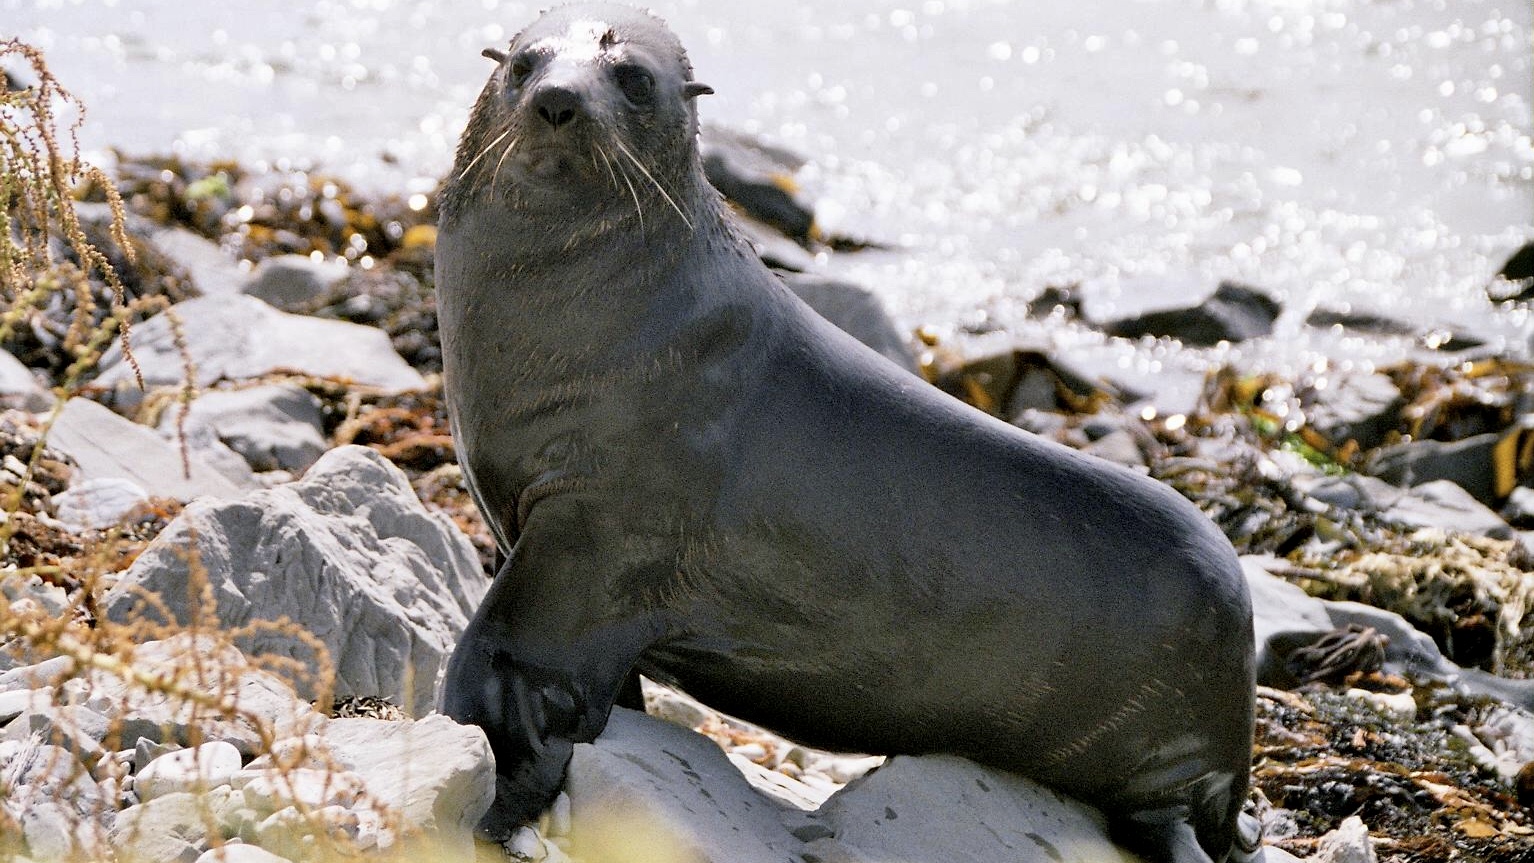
[
  {"x1": 508, "y1": 53, "x2": 535, "y2": 88},
  {"x1": 614, "y1": 64, "x2": 655, "y2": 105}
]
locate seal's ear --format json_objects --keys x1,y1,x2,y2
[
  {"x1": 482, "y1": 48, "x2": 508, "y2": 63},
  {"x1": 684, "y1": 82, "x2": 715, "y2": 99}
]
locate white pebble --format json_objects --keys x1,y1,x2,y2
[
  {"x1": 825, "y1": 754, "x2": 885, "y2": 784},
  {"x1": 1344, "y1": 688, "x2": 1416, "y2": 722},
  {"x1": 134, "y1": 741, "x2": 244, "y2": 800},
  {"x1": 508, "y1": 825, "x2": 546, "y2": 860},
  {"x1": 194, "y1": 843, "x2": 296, "y2": 863},
  {"x1": 0, "y1": 688, "x2": 45, "y2": 724},
  {"x1": 547, "y1": 791, "x2": 572, "y2": 837},
  {"x1": 732, "y1": 742, "x2": 768, "y2": 762}
]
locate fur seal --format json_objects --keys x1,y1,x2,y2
[{"x1": 436, "y1": 5, "x2": 1260, "y2": 862}]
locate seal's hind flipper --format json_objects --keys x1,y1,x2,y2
[
  {"x1": 1231, "y1": 811, "x2": 1264, "y2": 862},
  {"x1": 1112, "y1": 809, "x2": 1216, "y2": 863}
]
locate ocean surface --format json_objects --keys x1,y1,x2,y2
[{"x1": 5, "y1": 0, "x2": 1531, "y2": 376}]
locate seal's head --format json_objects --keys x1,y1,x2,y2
[{"x1": 441, "y1": 3, "x2": 713, "y2": 233}]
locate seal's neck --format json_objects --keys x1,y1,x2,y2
[{"x1": 437, "y1": 157, "x2": 744, "y2": 365}]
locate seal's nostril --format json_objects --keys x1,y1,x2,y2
[{"x1": 532, "y1": 86, "x2": 581, "y2": 129}]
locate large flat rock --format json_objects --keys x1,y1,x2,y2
[
  {"x1": 562, "y1": 708, "x2": 1132, "y2": 863},
  {"x1": 93, "y1": 294, "x2": 427, "y2": 396}
]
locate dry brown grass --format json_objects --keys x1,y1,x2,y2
[{"x1": 0, "y1": 39, "x2": 443, "y2": 863}]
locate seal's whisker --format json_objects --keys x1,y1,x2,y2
[
  {"x1": 592, "y1": 142, "x2": 621, "y2": 191},
  {"x1": 615, "y1": 159, "x2": 646, "y2": 231},
  {"x1": 613, "y1": 137, "x2": 692, "y2": 230},
  {"x1": 490, "y1": 135, "x2": 519, "y2": 198},
  {"x1": 459, "y1": 126, "x2": 513, "y2": 180}
]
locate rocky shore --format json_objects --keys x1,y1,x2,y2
[{"x1": 1, "y1": 131, "x2": 1533, "y2": 863}]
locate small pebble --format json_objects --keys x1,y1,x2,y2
[
  {"x1": 1345, "y1": 688, "x2": 1416, "y2": 723},
  {"x1": 547, "y1": 791, "x2": 572, "y2": 837},
  {"x1": 134, "y1": 738, "x2": 182, "y2": 773},
  {"x1": 194, "y1": 843, "x2": 297, "y2": 863},
  {"x1": 508, "y1": 825, "x2": 546, "y2": 861},
  {"x1": 732, "y1": 742, "x2": 768, "y2": 762}
]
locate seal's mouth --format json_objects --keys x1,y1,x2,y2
[{"x1": 516, "y1": 146, "x2": 582, "y2": 182}]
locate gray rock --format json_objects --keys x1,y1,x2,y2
[
  {"x1": 1294, "y1": 472, "x2": 1405, "y2": 512},
  {"x1": 0, "y1": 688, "x2": 42, "y2": 724},
  {"x1": 134, "y1": 739, "x2": 182, "y2": 774},
  {"x1": 566, "y1": 708, "x2": 1136, "y2": 863},
  {"x1": 1243, "y1": 556, "x2": 1534, "y2": 709},
  {"x1": 0, "y1": 741, "x2": 109, "y2": 861},
  {"x1": 92, "y1": 294, "x2": 427, "y2": 399},
  {"x1": 52, "y1": 477, "x2": 152, "y2": 531},
  {"x1": 17, "y1": 798, "x2": 78, "y2": 862},
  {"x1": 104, "y1": 446, "x2": 487, "y2": 710},
  {"x1": 159, "y1": 385, "x2": 327, "y2": 474},
  {"x1": 1081, "y1": 429, "x2": 1148, "y2": 469},
  {"x1": 1304, "y1": 306, "x2": 1418, "y2": 337},
  {"x1": 144, "y1": 226, "x2": 251, "y2": 296},
  {"x1": 1, "y1": 574, "x2": 70, "y2": 619},
  {"x1": 700, "y1": 127, "x2": 813, "y2": 241},
  {"x1": 47, "y1": 398, "x2": 251, "y2": 501},
  {"x1": 111, "y1": 789, "x2": 230, "y2": 863},
  {"x1": 564, "y1": 707, "x2": 804, "y2": 863},
  {"x1": 245, "y1": 805, "x2": 380, "y2": 860},
  {"x1": 1311, "y1": 816, "x2": 1376, "y2": 863},
  {"x1": 817, "y1": 755, "x2": 1132, "y2": 863},
  {"x1": 232, "y1": 766, "x2": 368, "y2": 813},
  {"x1": 1, "y1": 702, "x2": 112, "y2": 768},
  {"x1": 1035, "y1": 343, "x2": 1207, "y2": 419},
  {"x1": 736, "y1": 216, "x2": 816, "y2": 271},
  {"x1": 1501, "y1": 486, "x2": 1534, "y2": 527},
  {"x1": 0, "y1": 657, "x2": 75, "y2": 693},
  {"x1": 159, "y1": 420, "x2": 260, "y2": 488},
  {"x1": 0, "y1": 350, "x2": 51, "y2": 412},
  {"x1": 321, "y1": 714, "x2": 494, "y2": 859},
  {"x1": 1099, "y1": 280, "x2": 1281, "y2": 346},
  {"x1": 780, "y1": 272, "x2": 918, "y2": 372},
  {"x1": 1303, "y1": 372, "x2": 1403, "y2": 451},
  {"x1": 193, "y1": 844, "x2": 295, "y2": 863},
  {"x1": 1379, "y1": 479, "x2": 1511, "y2": 538},
  {"x1": 1368, "y1": 432, "x2": 1501, "y2": 506},
  {"x1": 83, "y1": 636, "x2": 323, "y2": 757},
  {"x1": 134, "y1": 741, "x2": 244, "y2": 800},
  {"x1": 1489, "y1": 241, "x2": 1534, "y2": 302},
  {"x1": 244, "y1": 254, "x2": 349, "y2": 311}
]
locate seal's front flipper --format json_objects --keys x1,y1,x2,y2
[
  {"x1": 614, "y1": 667, "x2": 646, "y2": 710},
  {"x1": 441, "y1": 511, "x2": 670, "y2": 837},
  {"x1": 475, "y1": 740, "x2": 573, "y2": 841}
]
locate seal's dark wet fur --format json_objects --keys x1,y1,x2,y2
[{"x1": 436, "y1": 5, "x2": 1260, "y2": 862}]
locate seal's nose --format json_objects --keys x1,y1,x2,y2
[{"x1": 532, "y1": 85, "x2": 581, "y2": 129}]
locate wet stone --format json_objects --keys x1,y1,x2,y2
[
  {"x1": 1367, "y1": 433, "x2": 1501, "y2": 507},
  {"x1": 1488, "y1": 241, "x2": 1534, "y2": 302},
  {"x1": 1103, "y1": 281, "x2": 1281, "y2": 346},
  {"x1": 244, "y1": 254, "x2": 349, "y2": 311},
  {"x1": 779, "y1": 272, "x2": 917, "y2": 372},
  {"x1": 700, "y1": 127, "x2": 814, "y2": 241},
  {"x1": 1302, "y1": 372, "x2": 1404, "y2": 451},
  {"x1": 1505, "y1": 495, "x2": 1534, "y2": 537}
]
